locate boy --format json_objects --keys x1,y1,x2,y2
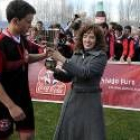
[
  {"x1": 0, "y1": 0, "x2": 47, "y2": 139},
  {"x1": 120, "y1": 25, "x2": 135, "y2": 64}
]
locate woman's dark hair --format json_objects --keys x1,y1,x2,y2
[
  {"x1": 6, "y1": 0, "x2": 36, "y2": 23},
  {"x1": 75, "y1": 24, "x2": 107, "y2": 51}
]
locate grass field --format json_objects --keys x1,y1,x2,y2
[{"x1": 10, "y1": 102, "x2": 140, "y2": 140}]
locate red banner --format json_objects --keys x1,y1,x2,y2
[
  {"x1": 29, "y1": 61, "x2": 140, "y2": 111},
  {"x1": 29, "y1": 60, "x2": 71, "y2": 103}
]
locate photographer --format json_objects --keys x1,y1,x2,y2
[{"x1": 65, "y1": 14, "x2": 82, "y2": 37}]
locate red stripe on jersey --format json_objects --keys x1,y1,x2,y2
[{"x1": 0, "y1": 33, "x2": 5, "y2": 41}]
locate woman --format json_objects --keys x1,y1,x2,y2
[{"x1": 47, "y1": 24, "x2": 107, "y2": 140}]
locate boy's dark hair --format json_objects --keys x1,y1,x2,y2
[
  {"x1": 109, "y1": 22, "x2": 117, "y2": 30},
  {"x1": 115, "y1": 24, "x2": 123, "y2": 32},
  {"x1": 124, "y1": 25, "x2": 131, "y2": 33},
  {"x1": 6, "y1": 0, "x2": 36, "y2": 23}
]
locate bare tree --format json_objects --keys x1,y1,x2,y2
[
  {"x1": 128, "y1": 0, "x2": 132, "y2": 23},
  {"x1": 138, "y1": 0, "x2": 140, "y2": 27},
  {"x1": 118, "y1": 0, "x2": 125, "y2": 24},
  {"x1": 65, "y1": 4, "x2": 74, "y2": 20},
  {"x1": 130, "y1": 0, "x2": 140, "y2": 26},
  {"x1": 90, "y1": 0, "x2": 96, "y2": 19},
  {"x1": 0, "y1": 6, "x2": 2, "y2": 21},
  {"x1": 105, "y1": 0, "x2": 112, "y2": 22},
  {"x1": 74, "y1": 0, "x2": 84, "y2": 13},
  {"x1": 118, "y1": 0, "x2": 136, "y2": 25}
]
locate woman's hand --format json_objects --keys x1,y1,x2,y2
[{"x1": 46, "y1": 47, "x2": 66, "y2": 63}]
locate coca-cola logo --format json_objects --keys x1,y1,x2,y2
[{"x1": 36, "y1": 67, "x2": 66, "y2": 95}]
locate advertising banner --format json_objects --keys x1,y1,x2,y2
[{"x1": 29, "y1": 61, "x2": 140, "y2": 111}]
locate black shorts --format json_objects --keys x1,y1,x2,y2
[{"x1": 0, "y1": 100, "x2": 35, "y2": 139}]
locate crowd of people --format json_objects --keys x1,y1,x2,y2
[
  {"x1": 0, "y1": 0, "x2": 139, "y2": 140},
  {"x1": 9, "y1": 15, "x2": 140, "y2": 65},
  {"x1": 1, "y1": 7, "x2": 140, "y2": 64},
  {"x1": 99, "y1": 22, "x2": 140, "y2": 63}
]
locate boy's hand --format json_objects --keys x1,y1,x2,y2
[
  {"x1": 127, "y1": 57, "x2": 131, "y2": 64},
  {"x1": 8, "y1": 104, "x2": 26, "y2": 121},
  {"x1": 120, "y1": 56, "x2": 125, "y2": 62},
  {"x1": 108, "y1": 56, "x2": 114, "y2": 61}
]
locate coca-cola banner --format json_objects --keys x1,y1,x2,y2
[
  {"x1": 29, "y1": 60, "x2": 71, "y2": 103},
  {"x1": 29, "y1": 61, "x2": 140, "y2": 111}
]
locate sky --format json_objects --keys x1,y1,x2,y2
[
  {"x1": 67, "y1": 0, "x2": 120, "y2": 21},
  {"x1": 0, "y1": 0, "x2": 120, "y2": 21}
]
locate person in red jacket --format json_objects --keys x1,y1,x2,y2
[
  {"x1": 27, "y1": 27, "x2": 46, "y2": 53},
  {"x1": 120, "y1": 25, "x2": 135, "y2": 64},
  {"x1": 100, "y1": 22, "x2": 115, "y2": 60}
]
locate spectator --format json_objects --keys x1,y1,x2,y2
[
  {"x1": 120, "y1": 25, "x2": 135, "y2": 64},
  {"x1": 100, "y1": 22, "x2": 115, "y2": 60},
  {"x1": 27, "y1": 27, "x2": 45, "y2": 53},
  {"x1": 114, "y1": 24, "x2": 123, "y2": 60}
]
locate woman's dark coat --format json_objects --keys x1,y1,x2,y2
[{"x1": 53, "y1": 48, "x2": 107, "y2": 140}]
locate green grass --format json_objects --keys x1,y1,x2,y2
[
  {"x1": 10, "y1": 102, "x2": 140, "y2": 140},
  {"x1": 105, "y1": 109, "x2": 140, "y2": 140}
]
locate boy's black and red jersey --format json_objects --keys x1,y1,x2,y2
[
  {"x1": 114, "y1": 36, "x2": 135, "y2": 60},
  {"x1": 114, "y1": 37, "x2": 123, "y2": 60},
  {"x1": 122, "y1": 36, "x2": 134, "y2": 58},
  {"x1": 0, "y1": 32, "x2": 35, "y2": 138},
  {"x1": 0, "y1": 33, "x2": 31, "y2": 105},
  {"x1": 105, "y1": 32, "x2": 115, "y2": 59}
]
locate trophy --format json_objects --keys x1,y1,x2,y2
[{"x1": 45, "y1": 29, "x2": 59, "y2": 71}]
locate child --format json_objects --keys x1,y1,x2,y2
[{"x1": 0, "y1": 0, "x2": 47, "y2": 140}]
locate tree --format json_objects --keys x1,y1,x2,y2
[
  {"x1": 65, "y1": 4, "x2": 74, "y2": 20},
  {"x1": 118, "y1": 0, "x2": 125, "y2": 24},
  {"x1": 90, "y1": 0, "x2": 96, "y2": 19}
]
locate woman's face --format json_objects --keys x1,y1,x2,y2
[{"x1": 83, "y1": 31, "x2": 96, "y2": 50}]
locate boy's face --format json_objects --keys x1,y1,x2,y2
[
  {"x1": 15, "y1": 14, "x2": 34, "y2": 35},
  {"x1": 37, "y1": 23, "x2": 43, "y2": 30},
  {"x1": 115, "y1": 30, "x2": 121, "y2": 38},
  {"x1": 123, "y1": 28, "x2": 130, "y2": 37}
]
